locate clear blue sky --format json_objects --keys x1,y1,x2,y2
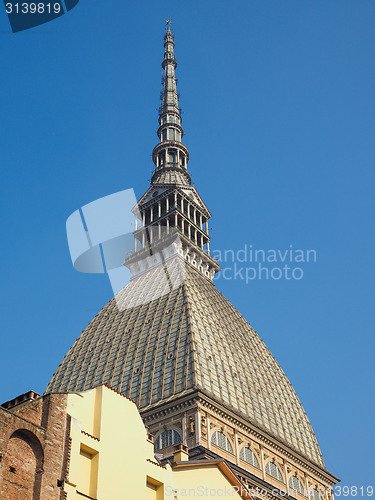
[{"x1": 0, "y1": 0, "x2": 374, "y2": 494}]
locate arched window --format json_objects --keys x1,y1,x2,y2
[
  {"x1": 4, "y1": 429, "x2": 44, "y2": 499},
  {"x1": 310, "y1": 488, "x2": 323, "y2": 500},
  {"x1": 289, "y1": 475, "x2": 305, "y2": 496},
  {"x1": 239, "y1": 447, "x2": 260, "y2": 468},
  {"x1": 265, "y1": 461, "x2": 284, "y2": 482},
  {"x1": 211, "y1": 431, "x2": 233, "y2": 454},
  {"x1": 154, "y1": 429, "x2": 181, "y2": 451}
]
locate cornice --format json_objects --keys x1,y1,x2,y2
[
  {"x1": 140, "y1": 390, "x2": 338, "y2": 486},
  {"x1": 196, "y1": 392, "x2": 338, "y2": 486}
]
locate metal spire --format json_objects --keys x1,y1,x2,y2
[
  {"x1": 126, "y1": 24, "x2": 219, "y2": 280},
  {"x1": 151, "y1": 22, "x2": 190, "y2": 185}
]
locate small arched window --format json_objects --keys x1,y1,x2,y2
[
  {"x1": 239, "y1": 447, "x2": 260, "y2": 468},
  {"x1": 289, "y1": 475, "x2": 305, "y2": 496},
  {"x1": 310, "y1": 488, "x2": 323, "y2": 500},
  {"x1": 154, "y1": 429, "x2": 181, "y2": 451},
  {"x1": 211, "y1": 431, "x2": 233, "y2": 454},
  {"x1": 265, "y1": 461, "x2": 284, "y2": 482}
]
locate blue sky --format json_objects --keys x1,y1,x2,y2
[{"x1": 0, "y1": 0, "x2": 374, "y2": 494}]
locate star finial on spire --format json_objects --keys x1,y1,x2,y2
[{"x1": 166, "y1": 19, "x2": 172, "y2": 31}]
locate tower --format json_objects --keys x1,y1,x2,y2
[
  {"x1": 127, "y1": 22, "x2": 219, "y2": 282},
  {"x1": 46, "y1": 25, "x2": 338, "y2": 498}
]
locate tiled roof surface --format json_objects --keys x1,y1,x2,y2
[
  {"x1": 46, "y1": 258, "x2": 323, "y2": 466},
  {"x1": 152, "y1": 169, "x2": 189, "y2": 186}
]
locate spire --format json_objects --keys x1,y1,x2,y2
[
  {"x1": 152, "y1": 21, "x2": 190, "y2": 186},
  {"x1": 125, "y1": 23, "x2": 220, "y2": 281},
  {"x1": 161, "y1": 20, "x2": 179, "y2": 117}
]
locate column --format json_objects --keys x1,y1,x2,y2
[
  {"x1": 166, "y1": 197, "x2": 169, "y2": 212},
  {"x1": 194, "y1": 208, "x2": 197, "y2": 225},
  {"x1": 284, "y1": 462, "x2": 289, "y2": 494},
  {"x1": 134, "y1": 218, "x2": 138, "y2": 253},
  {"x1": 206, "y1": 220, "x2": 209, "y2": 235},
  {"x1": 207, "y1": 415, "x2": 211, "y2": 450},
  {"x1": 207, "y1": 240, "x2": 210, "y2": 255},
  {"x1": 150, "y1": 207, "x2": 153, "y2": 223},
  {"x1": 158, "y1": 202, "x2": 161, "y2": 219},
  {"x1": 167, "y1": 217, "x2": 170, "y2": 234},
  {"x1": 182, "y1": 413, "x2": 187, "y2": 445},
  {"x1": 305, "y1": 476, "x2": 310, "y2": 499},
  {"x1": 234, "y1": 431, "x2": 239, "y2": 466},
  {"x1": 260, "y1": 446, "x2": 266, "y2": 480},
  {"x1": 195, "y1": 412, "x2": 201, "y2": 445}
]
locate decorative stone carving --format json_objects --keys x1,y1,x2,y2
[
  {"x1": 189, "y1": 416, "x2": 195, "y2": 435},
  {"x1": 201, "y1": 416, "x2": 207, "y2": 438}
]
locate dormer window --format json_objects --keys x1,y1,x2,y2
[
  {"x1": 310, "y1": 488, "x2": 323, "y2": 500},
  {"x1": 239, "y1": 447, "x2": 260, "y2": 468},
  {"x1": 289, "y1": 476, "x2": 305, "y2": 496},
  {"x1": 265, "y1": 461, "x2": 284, "y2": 483},
  {"x1": 154, "y1": 429, "x2": 181, "y2": 451},
  {"x1": 211, "y1": 430, "x2": 233, "y2": 454}
]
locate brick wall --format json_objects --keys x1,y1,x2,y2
[{"x1": 0, "y1": 393, "x2": 69, "y2": 500}]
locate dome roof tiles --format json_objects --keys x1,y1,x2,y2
[{"x1": 46, "y1": 258, "x2": 323, "y2": 467}]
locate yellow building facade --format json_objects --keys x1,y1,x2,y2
[{"x1": 64, "y1": 384, "x2": 249, "y2": 499}]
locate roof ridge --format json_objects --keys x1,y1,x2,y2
[{"x1": 181, "y1": 277, "x2": 199, "y2": 387}]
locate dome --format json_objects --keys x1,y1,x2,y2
[{"x1": 46, "y1": 258, "x2": 324, "y2": 467}]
